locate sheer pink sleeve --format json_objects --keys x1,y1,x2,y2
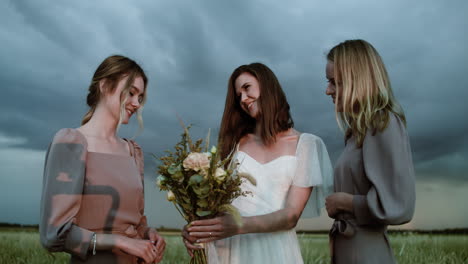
[{"x1": 39, "y1": 128, "x2": 94, "y2": 260}]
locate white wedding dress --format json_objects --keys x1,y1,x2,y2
[{"x1": 209, "y1": 133, "x2": 333, "y2": 264}]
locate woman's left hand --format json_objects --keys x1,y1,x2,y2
[
  {"x1": 325, "y1": 192, "x2": 354, "y2": 218},
  {"x1": 147, "y1": 228, "x2": 165, "y2": 263},
  {"x1": 187, "y1": 215, "x2": 240, "y2": 243}
]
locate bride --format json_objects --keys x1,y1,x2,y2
[{"x1": 182, "y1": 63, "x2": 333, "y2": 263}]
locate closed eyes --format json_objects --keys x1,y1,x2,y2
[
  {"x1": 129, "y1": 90, "x2": 144, "y2": 103},
  {"x1": 236, "y1": 86, "x2": 250, "y2": 98}
]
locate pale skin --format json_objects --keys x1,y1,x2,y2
[
  {"x1": 182, "y1": 72, "x2": 312, "y2": 256},
  {"x1": 324, "y1": 60, "x2": 354, "y2": 219},
  {"x1": 77, "y1": 75, "x2": 165, "y2": 264}
]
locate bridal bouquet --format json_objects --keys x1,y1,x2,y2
[{"x1": 155, "y1": 125, "x2": 255, "y2": 264}]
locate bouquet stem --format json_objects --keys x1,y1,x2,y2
[{"x1": 190, "y1": 248, "x2": 207, "y2": 264}]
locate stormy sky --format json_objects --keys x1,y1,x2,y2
[{"x1": 1, "y1": 0, "x2": 467, "y2": 230}]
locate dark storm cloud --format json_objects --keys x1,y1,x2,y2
[
  {"x1": 2, "y1": 0, "x2": 468, "y2": 177},
  {"x1": 1, "y1": 0, "x2": 468, "y2": 227}
]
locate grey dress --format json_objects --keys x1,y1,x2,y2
[{"x1": 330, "y1": 113, "x2": 415, "y2": 264}]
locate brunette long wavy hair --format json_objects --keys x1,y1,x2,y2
[{"x1": 218, "y1": 63, "x2": 294, "y2": 159}]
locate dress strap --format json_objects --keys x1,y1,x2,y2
[
  {"x1": 294, "y1": 133, "x2": 304, "y2": 156},
  {"x1": 124, "y1": 138, "x2": 135, "y2": 157},
  {"x1": 126, "y1": 139, "x2": 145, "y2": 178}
]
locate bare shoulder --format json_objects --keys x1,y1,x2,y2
[
  {"x1": 298, "y1": 133, "x2": 326, "y2": 148},
  {"x1": 239, "y1": 133, "x2": 255, "y2": 145},
  {"x1": 279, "y1": 128, "x2": 301, "y2": 143},
  {"x1": 290, "y1": 129, "x2": 302, "y2": 141},
  {"x1": 291, "y1": 129, "x2": 301, "y2": 137}
]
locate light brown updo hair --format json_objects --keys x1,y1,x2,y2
[{"x1": 81, "y1": 55, "x2": 148, "y2": 129}]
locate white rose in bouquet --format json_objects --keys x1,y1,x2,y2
[{"x1": 214, "y1": 168, "x2": 227, "y2": 183}]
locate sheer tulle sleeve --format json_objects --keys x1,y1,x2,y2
[
  {"x1": 39, "y1": 128, "x2": 94, "y2": 260},
  {"x1": 293, "y1": 133, "x2": 334, "y2": 218}
]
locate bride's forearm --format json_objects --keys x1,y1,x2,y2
[
  {"x1": 238, "y1": 208, "x2": 300, "y2": 234},
  {"x1": 238, "y1": 186, "x2": 312, "y2": 234}
]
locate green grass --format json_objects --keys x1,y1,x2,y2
[
  {"x1": 390, "y1": 233, "x2": 468, "y2": 264},
  {"x1": 0, "y1": 229, "x2": 467, "y2": 264}
]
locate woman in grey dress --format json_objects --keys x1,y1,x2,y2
[{"x1": 324, "y1": 39, "x2": 415, "y2": 264}]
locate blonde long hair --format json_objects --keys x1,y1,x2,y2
[
  {"x1": 327, "y1": 39, "x2": 405, "y2": 147},
  {"x1": 82, "y1": 55, "x2": 148, "y2": 132}
]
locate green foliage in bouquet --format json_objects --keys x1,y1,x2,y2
[{"x1": 156, "y1": 125, "x2": 256, "y2": 226}]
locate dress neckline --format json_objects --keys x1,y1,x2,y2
[
  {"x1": 237, "y1": 151, "x2": 296, "y2": 166},
  {"x1": 87, "y1": 151, "x2": 133, "y2": 158},
  {"x1": 236, "y1": 133, "x2": 304, "y2": 165},
  {"x1": 74, "y1": 128, "x2": 134, "y2": 158}
]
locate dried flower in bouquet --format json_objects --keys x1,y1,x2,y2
[{"x1": 155, "y1": 125, "x2": 256, "y2": 263}]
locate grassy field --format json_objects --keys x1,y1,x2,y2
[{"x1": 0, "y1": 228, "x2": 467, "y2": 264}]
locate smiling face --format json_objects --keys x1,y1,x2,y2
[
  {"x1": 102, "y1": 75, "x2": 145, "y2": 124},
  {"x1": 234, "y1": 72, "x2": 261, "y2": 119}
]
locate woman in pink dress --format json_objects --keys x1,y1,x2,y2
[{"x1": 40, "y1": 55, "x2": 166, "y2": 263}]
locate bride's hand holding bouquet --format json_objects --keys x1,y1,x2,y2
[{"x1": 155, "y1": 125, "x2": 255, "y2": 264}]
